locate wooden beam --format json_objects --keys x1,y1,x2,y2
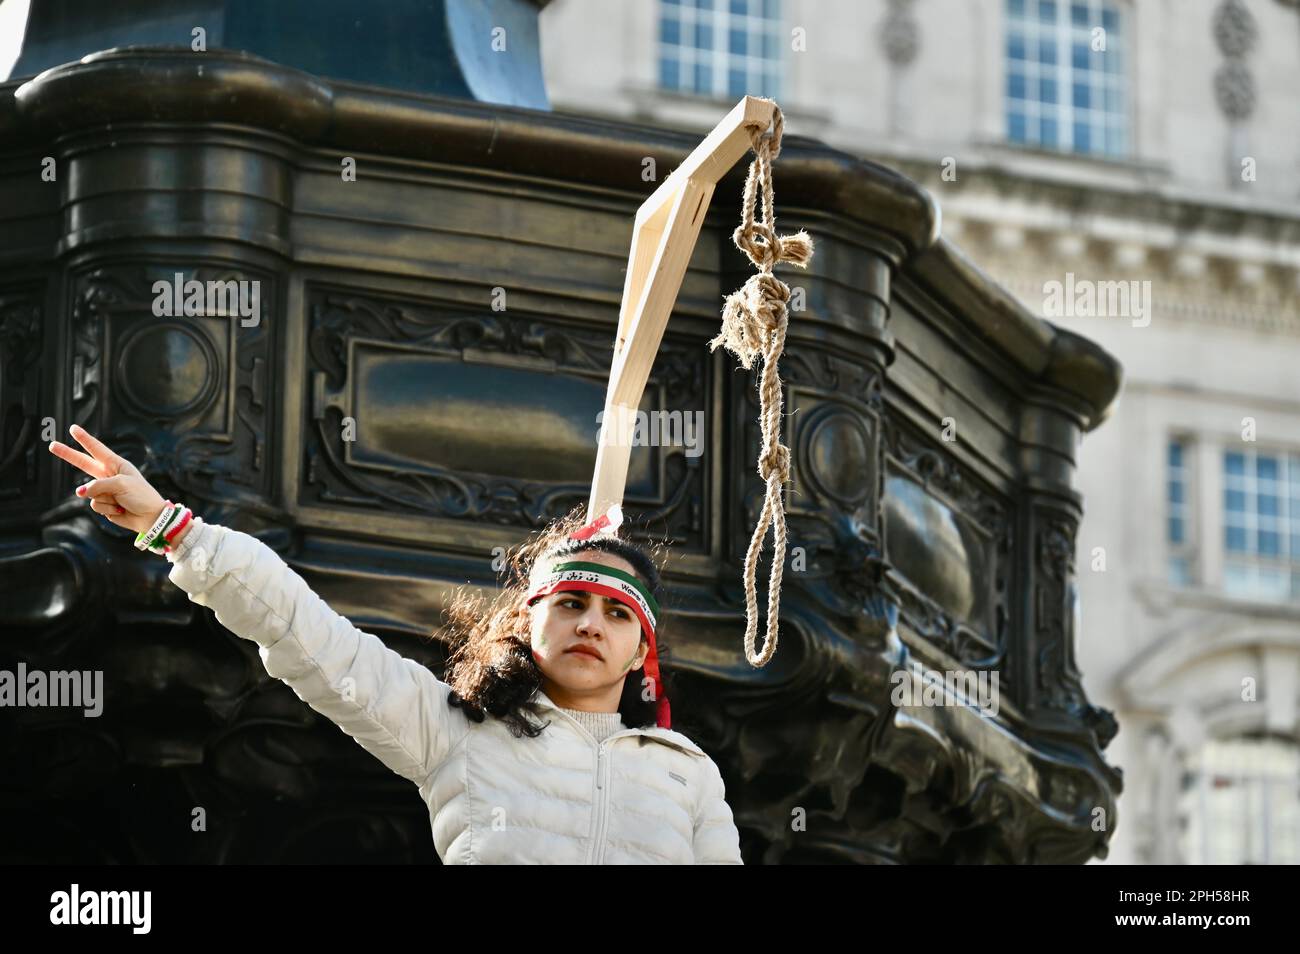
[
  {"x1": 587, "y1": 96, "x2": 776, "y2": 522},
  {"x1": 633, "y1": 96, "x2": 776, "y2": 232}
]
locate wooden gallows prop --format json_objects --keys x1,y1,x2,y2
[{"x1": 584, "y1": 95, "x2": 813, "y2": 667}]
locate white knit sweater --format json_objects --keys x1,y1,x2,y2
[{"x1": 559, "y1": 707, "x2": 625, "y2": 742}]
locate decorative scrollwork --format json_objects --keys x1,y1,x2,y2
[
  {"x1": 304, "y1": 288, "x2": 704, "y2": 538},
  {"x1": 880, "y1": 414, "x2": 1012, "y2": 665}
]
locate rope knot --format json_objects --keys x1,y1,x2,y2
[
  {"x1": 744, "y1": 110, "x2": 784, "y2": 161},
  {"x1": 775, "y1": 230, "x2": 815, "y2": 268},
  {"x1": 732, "y1": 221, "x2": 815, "y2": 274},
  {"x1": 709, "y1": 272, "x2": 789, "y2": 370},
  {"x1": 758, "y1": 443, "x2": 790, "y2": 482},
  {"x1": 733, "y1": 222, "x2": 780, "y2": 270}
]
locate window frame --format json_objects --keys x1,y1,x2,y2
[
  {"x1": 657, "y1": 0, "x2": 784, "y2": 101},
  {"x1": 1221, "y1": 445, "x2": 1300, "y2": 603},
  {"x1": 1004, "y1": 0, "x2": 1129, "y2": 158},
  {"x1": 1178, "y1": 736, "x2": 1300, "y2": 865},
  {"x1": 1167, "y1": 436, "x2": 1197, "y2": 587}
]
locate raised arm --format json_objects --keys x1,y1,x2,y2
[
  {"x1": 48, "y1": 424, "x2": 468, "y2": 786},
  {"x1": 166, "y1": 519, "x2": 468, "y2": 784}
]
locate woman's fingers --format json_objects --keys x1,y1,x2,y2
[
  {"x1": 78, "y1": 475, "x2": 130, "y2": 499},
  {"x1": 87, "y1": 497, "x2": 132, "y2": 528},
  {"x1": 48, "y1": 424, "x2": 125, "y2": 479},
  {"x1": 68, "y1": 424, "x2": 123, "y2": 470},
  {"x1": 49, "y1": 428, "x2": 161, "y2": 533},
  {"x1": 48, "y1": 439, "x2": 109, "y2": 479}
]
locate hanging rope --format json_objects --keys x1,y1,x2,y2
[{"x1": 708, "y1": 100, "x2": 813, "y2": 667}]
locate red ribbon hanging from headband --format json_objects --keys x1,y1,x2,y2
[{"x1": 569, "y1": 503, "x2": 623, "y2": 542}]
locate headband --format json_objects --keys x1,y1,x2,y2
[{"x1": 525, "y1": 509, "x2": 671, "y2": 728}]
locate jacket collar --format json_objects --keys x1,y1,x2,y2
[{"x1": 531, "y1": 689, "x2": 706, "y2": 758}]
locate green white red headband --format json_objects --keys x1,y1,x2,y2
[
  {"x1": 528, "y1": 561, "x2": 660, "y2": 637},
  {"x1": 525, "y1": 507, "x2": 671, "y2": 728}
]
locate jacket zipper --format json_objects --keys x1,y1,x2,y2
[
  {"x1": 546, "y1": 709, "x2": 636, "y2": 864},
  {"x1": 541, "y1": 704, "x2": 700, "y2": 864},
  {"x1": 592, "y1": 730, "x2": 653, "y2": 864},
  {"x1": 593, "y1": 744, "x2": 608, "y2": 864},
  {"x1": 591, "y1": 731, "x2": 633, "y2": 864}
]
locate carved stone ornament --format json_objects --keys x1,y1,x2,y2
[
  {"x1": 1214, "y1": 59, "x2": 1257, "y2": 120},
  {"x1": 1213, "y1": 0, "x2": 1258, "y2": 57},
  {"x1": 878, "y1": 0, "x2": 921, "y2": 67}
]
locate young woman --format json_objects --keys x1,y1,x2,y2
[{"x1": 48, "y1": 424, "x2": 743, "y2": 865}]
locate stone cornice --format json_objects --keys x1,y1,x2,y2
[
  {"x1": 882, "y1": 151, "x2": 1300, "y2": 248},
  {"x1": 947, "y1": 226, "x2": 1300, "y2": 336}
]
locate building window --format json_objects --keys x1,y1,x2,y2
[
  {"x1": 658, "y1": 0, "x2": 782, "y2": 100},
  {"x1": 1178, "y1": 737, "x2": 1300, "y2": 864},
  {"x1": 1223, "y1": 448, "x2": 1300, "y2": 602},
  {"x1": 1005, "y1": 0, "x2": 1128, "y2": 157},
  {"x1": 1168, "y1": 438, "x2": 1195, "y2": 586}
]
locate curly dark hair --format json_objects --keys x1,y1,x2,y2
[{"x1": 437, "y1": 507, "x2": 675, "y2": 739}]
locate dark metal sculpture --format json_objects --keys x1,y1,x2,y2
[
  {"x1": 0, "y1": 42, "x2": 1122, "y2": 863},
  {"x1": 7, "y1": 0, "x2": 553, "y2": 108}
]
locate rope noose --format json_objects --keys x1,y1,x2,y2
[{"x1": 708, "y1": 100, "x2": 813, "y2": 667}]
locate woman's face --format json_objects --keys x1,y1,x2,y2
[{"x1": 527, "y1": 549, "x2": 649, "y2": 704}]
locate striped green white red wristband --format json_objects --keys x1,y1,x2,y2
[{"x1": 135, "y1": 502, "x2": 177, "y2": 551}]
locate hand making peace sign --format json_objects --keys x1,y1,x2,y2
[{"x1": 47, "y1": 424, "x2": 169, "y2": 536}]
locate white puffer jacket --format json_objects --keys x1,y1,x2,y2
[{"x1": 164, "y1": 520, "x2": 743, "y2": 864}]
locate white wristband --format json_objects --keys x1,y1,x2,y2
[{"x1": 136, "y1": 502, "x2": 177, "y2": 551}]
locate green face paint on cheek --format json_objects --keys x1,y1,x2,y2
[{"x1": 620, "y1": 652, "x2": 638, "y2": 674}]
